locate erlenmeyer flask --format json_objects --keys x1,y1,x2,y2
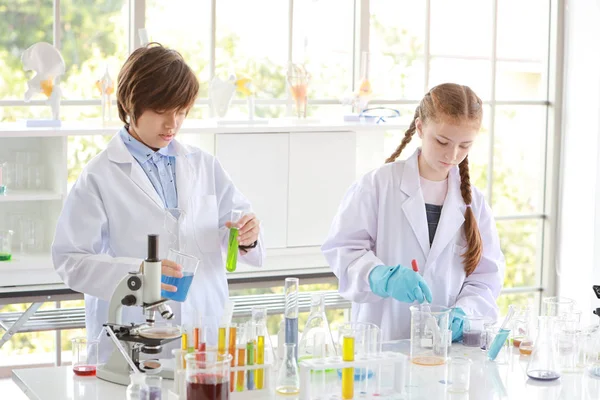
[
  {"x1": 276, "y1": 343, "x2": 300, "y2": 395},
  {"x1": 299, "y1": 293, "x2": 336, "y2": 361},
  {"x1": 526, "y1": 316, "x2": 561, "y2": 381}
]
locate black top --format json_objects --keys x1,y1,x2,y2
[{"x1": 425, "y1": 204, "x2": 443, "y2": 245}]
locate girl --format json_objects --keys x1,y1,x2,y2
[{"x1": 322, "y1": 83, "x2": 505, "y2": 341}]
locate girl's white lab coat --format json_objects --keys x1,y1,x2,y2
[
  {"x1": 321, "y1": 149, "x2": 505, "y2": 340},
  {"x1": 52, "y1": 133, "x2": 265, "y2": 362}
]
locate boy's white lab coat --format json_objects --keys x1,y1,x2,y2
[
  {"x1": 52, "y1": 133, "x2": 265, "y2": 362},
  {"x1": 322, "y1": 149, "x2": 505, "y2": 340}
]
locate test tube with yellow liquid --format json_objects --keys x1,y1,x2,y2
[
  {"x1": 342, "y1": 334, "x2": 355, "y2": 400},
  {"x1": 228, "y1": 324, "x2": 237, "y2": 393},
  {"x1": 236, "y1": 324, "x2": 247, "y2": 392}
]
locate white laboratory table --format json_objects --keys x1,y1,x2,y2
[{"x1": 12, "y1": 344, "x2": 600, "y2": 400}]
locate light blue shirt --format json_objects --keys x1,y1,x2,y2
[{"x1": 119, "y1": 127, "x2": 178, "y2": 209}]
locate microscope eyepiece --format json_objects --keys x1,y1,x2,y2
[{"x1": 146, "y1": 234, "x2": 159, "y2": 262}]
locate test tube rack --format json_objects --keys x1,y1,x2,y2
[{"x1": 299, "y1": 352, "x2": 408, "y2": 400}]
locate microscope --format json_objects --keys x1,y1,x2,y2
[{"x1": 96, "y1": 234, "x2": 181, "y2": 385}]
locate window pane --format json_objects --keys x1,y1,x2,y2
[
  {"x1": 497, "y1": 291, "x2": 540, "y2": 318},
  {"x1": 492, "y1": 106, "x2": 546, "y2": 215},
  {"x1": 60, "y1": 0, "x2": 129, "y2": 105},
  {"x1": 496, "y1": 61, "x2": 548, "y2": 101},
  {"x1": 217, "y1": 0, "x2": 288, "y2": 100},
  {"x1": 0, "y1": 0, "x2": 54, "y2": 99},
  {"x1": 68, "y1": 135, "x2": 112, "y2": 187},
  {"x1": 370, "y1": 0, "x2": 426, "y2": 99},
  {"x1": 430, "y1": 0, "x2": 493, "y2": 58},
  {"x1": 429, "y1": 58, "x2": 491, "y2": 100},
  {"x1": 497, "y1": 0, "x2": 550, "y2": 61},
  {"x1": 469, "y1": 105, "x2": 492, "y2": 201},
  {"x1": 497, "y1": 219, "x2": 542, "y2": 290},
  {"x1": 146, "y1": 0, "x2": 211, "y2": 98},
  {"x1": 293, "y1": 0, "x2": 353, "y2": 99}
]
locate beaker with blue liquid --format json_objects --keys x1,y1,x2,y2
[{"x1": 161, "y1": 248, "x2": 200, "y2": 302}]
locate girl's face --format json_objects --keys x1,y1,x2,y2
[{"x1": 415, "y1": 117, "x2": 479, "y2": 181}]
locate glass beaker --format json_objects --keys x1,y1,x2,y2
[
  {"x1": 447, "y1": 357, "x2": 472, "y2": 393},
  {"x1": 186, "y1": 351, "x2": 232, "y2": 400},
  {"x1": 410, "y1": 304, "x2": 451, "y2": 365},
  {"x1": 161, "y1": 249, "x2": 200, "y2": 302},
  {"x1": 511, "y1": 305, "x2": 532, "y2": 348},
  {"x1": 0, "y1": 230, "x2": 13, "y2": 261},
  {"x1": 71, "y1": 337, "x2": 98, "y2": 376},
  {"x1": 287, "y1": 63, "x2": 310, "y2": 118},
  {"x1": 526, "y1": 316, "x2": 561, "y2": 381},
  {"x1": 299, "y1": 293, "x2": 337, "y2": 361},
  {"x1": 275, "y1": 343, "x2": 300, "y2": 395},
  {"x1": 142, "y1": 375, "x2": 162, "y2": 400},
  {"x1": 462, "y1": 316, "x2": 488, "y2": 347},
  {"x1": 226, "y1": 210, "x2": 243, "y2": 272},
  {"x1": 542, "y1": 296, "x2": 575, "y2": 317}
]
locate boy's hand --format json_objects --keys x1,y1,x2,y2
[
  {"x1": 225, "y1": 213, "x2": 260, "y2": 246},
  {"x1": 161, "y1": 259, "x2": 183, "y2": 292}
]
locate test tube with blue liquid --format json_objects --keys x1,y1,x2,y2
[
  {"x1": 284, "y1": 277, "x2": 299, "y2": 361},
  {"x1": 226, "y1": 210, "x2": 243, "y2": 272},
  {"x1": 487, "y1": 305, "x2": 515, "y2": 361}
]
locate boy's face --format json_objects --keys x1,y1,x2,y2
[{"x1": 129, "y1": 109, "x2": 187, "y2": 150}]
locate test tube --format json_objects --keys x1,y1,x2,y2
[
  {"x1": 172, "y1": 349, "x2": 186, "y2": 396},
  {"x1": 342, "y1": 334, "x2": 355, "y2": 400},
  {"x1": 284, "y1": 278, "x2": 300, "y2": 361},
  {"x1": 181, "y1": 326, "x2": 189, "y2": 369},
  {"x1": 228, "y1": 324, "x2": 237, "y2": 393},
  {"x1": 236, "y1": 324, "x2": 247, "y2": 392},
  {"x1": 256, "y1": 334, "x2": 265, "y2": 389},
  {"x1": 218, "y1": 324, "x2": 228, "y2": 355},
  {"x1": 226, "y1": 210, "x2": 243, "y2": 272},
  {"x1": 247, "y1": 322, "x2": 256, "y2": 390}
]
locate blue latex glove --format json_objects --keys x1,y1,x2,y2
[
  {"x1": 450, "y1": 307, "x2": 466, "y2": 342},
  {"x1": 368, "y1": 265, "x2": 433, "y2": 304}
]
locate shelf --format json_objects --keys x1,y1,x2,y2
[
  {"x1": 0, "y1": 254, "x2": 64, "y2": 287},
  {"x1": 0, "y1": 190, "x2": 63, "y2": 202},
  {"x1": 0, "y1": 119, "x2": 409, "y2": 138}
]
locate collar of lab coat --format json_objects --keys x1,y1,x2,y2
[
  {"x1": 106, "y1": 130, "x2": 200, "y2": 210},
  {"x1": 399, "y1": 148, "x2": 466, "y2": 267}
]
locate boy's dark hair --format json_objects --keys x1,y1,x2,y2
[{"x1": 117, "y1": 43, "x2": 199, "y2": 126}]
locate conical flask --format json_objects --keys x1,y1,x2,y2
[
  {"x1": 276, "y1": 343, "x2": 300, "y2": 395},
  {"x1": 526, "y1": 316, "x2": 561, "y2": 381},
  {"x1": 299, "y1": 293, "x2": 337, "y2": 361}
]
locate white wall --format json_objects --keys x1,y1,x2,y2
[{"x1": 558, "y1": 0, "x2": 600, "y2": 325}]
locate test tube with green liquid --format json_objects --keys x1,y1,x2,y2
[{"x1": 226, "y1": 210, "x2": 244, "y2": 272}]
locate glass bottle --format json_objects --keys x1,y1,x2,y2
[
  {"x1": 526, "y1": 316, "x2": 561, "y2": 381},
  {"x1": 126, "y1": 373, "x2": 150, "y2": 400},
  {"x1": 298, "y1": 293, "x2": 336, "y2": 361},
  {"x1": 276, "y1": 343, "x2": 300, "y2": 395}
]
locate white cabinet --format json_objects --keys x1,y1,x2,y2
[
  {"x1": 216, "y1": 134, "x2": 290, "y2": 249},
  {"x1": 0, "y1": 136, "x2": 67, "y2": 285},
  {"x1": 287, "y1": 132, "x2": 357, "y2": 247}
]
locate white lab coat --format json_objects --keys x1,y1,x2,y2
[
  {"x1": 52, "y1": 133, "x2": 265, "y2": 362},
  {"x1": 321, "y1": 148, "x2": 505, "y2": 340}
]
